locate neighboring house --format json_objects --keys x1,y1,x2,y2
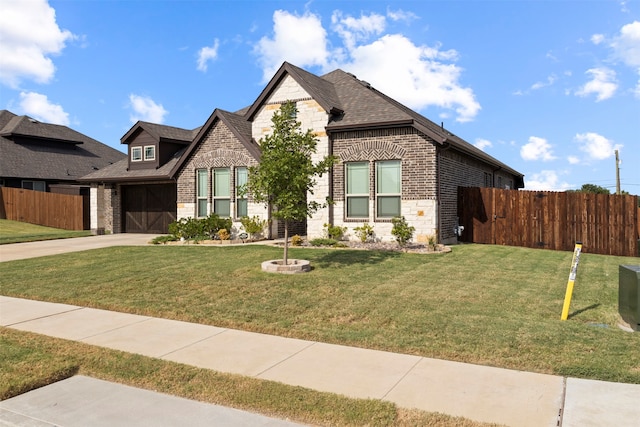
[
  {"x1": 82, "y1": 62, "x2": 524, "y2": 243},
  {"x1": 0, "y1": 110, "x2": 126, "y2": 228}
]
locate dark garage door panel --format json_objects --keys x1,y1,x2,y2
[{"x1": 123, "y1": 184, "x2": 176, "y2": 233}]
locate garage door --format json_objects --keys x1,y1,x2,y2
[{"x1": 122, "y1": 184, "x2": 176, "y2": 233}]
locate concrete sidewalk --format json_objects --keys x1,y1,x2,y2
[{"x1": 2, "y1": 296, "x2": 639, "y2": 426}]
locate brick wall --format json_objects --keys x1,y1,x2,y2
[
  {"x1": 437, "y1": 148, "x2": 519, "y2": 243},
  {"x1": 176, "y1": 118, "x2": 267, "y2": 232}
]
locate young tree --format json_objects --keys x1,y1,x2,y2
[{"x1": 244, "y1": 101, "x2": 336, "y2": 265}]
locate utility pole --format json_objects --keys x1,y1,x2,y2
[{"x1": 615, "y1": 149, "x2": 621, "y2": 195}]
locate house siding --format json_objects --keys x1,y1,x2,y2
[
  {"x1": 437, "y1": 148, "x2": 519, "y2": 244},
  {"x1": 176, "y1": 119, "x2": 266, "y2": 235},
  {"x1": 330, "y1": 127, "x2": 438, "y2": 242},
  {"x1": 251, "y1": 75, "x2": 331, "y2": 238}
]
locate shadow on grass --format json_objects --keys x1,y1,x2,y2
[
  {"x1": 311, "y1": 248, "x2": 402, "y2": 268},
  {"x1": 568, "y1": 303, "x2": 601, "y2": 319}
]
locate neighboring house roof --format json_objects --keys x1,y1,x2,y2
[{"x1": 0, "y1": 110, "x2": 126, "y2": 182}]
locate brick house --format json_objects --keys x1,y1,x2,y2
[{"x1": 83, "y1": 62, "x2": 524, "y2": 243}]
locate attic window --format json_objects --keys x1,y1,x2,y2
[
  {"x1": 131, "y1": 146, "x2": 142, "y2": 162},
  {"x1": 144, "y1": 145, "x2": 155, "y2": 161}
]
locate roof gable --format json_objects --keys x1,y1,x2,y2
[
  {"x1": 121, "y1": 121, "x2": 195, "y2": 145},
  {"x1": 171, "y1": 109, "x2": 258, "y2": 176},
  {"x1": 244, "y1": 62, "x2": 343, "y2": 121}
]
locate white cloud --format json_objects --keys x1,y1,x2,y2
[
  {"x1": 0, "y1": 0, "x2": 74, "y2": 88},
  {"x1": 574, "y1": 132, "x2": 622, "y2": 161},
  {"x1": 531, "y1": 74, "x2": 557, "y2": 90},
  {"x1": 128, "y1": 94, "x2": 168, "y2": 124},
  {"x1": 386, "y1": 8, "x2": 418, "y2": 24},
  {"x1": 474, "y1": 138, "x2": 492, "y2": 151},
  {"x1": 610, "y1": 21, "x2": 640, "y2": 68},
  {"x1": 575, "y1": 68, "x2": 618, "y2": 101},
  {"x1": 525, "y1": 170, "x2": 572, "y2": 191},
  {"x1": 331, "y1": 11, "x2": 386, "y2": 52},
  {"x1": 253, "y1": 9, "x2": 480, "y2": 123},
  {"x1": 520, "y1": 136, "x2": 556, "y2": 161},
  {"x1": 196, "y1": 39, "x2": 220, "y2": 72},
  {"x1": 253, "y1": 10, "x2": 329, "y2": 81},
  {"x1": 567, "y1": 155, "x2": 580, "y2": 165},
  {"x1": 591, "y1": 34, "x2": 605, "y2": 45},
  {"x1": 18, "y1": 91, "x2": 69, "y2": 125}
]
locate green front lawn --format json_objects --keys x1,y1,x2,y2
[
  {"x1": 1, "y1": 244, "x2": 638, "y2": 385},
  {"x1": 0, "y1": 219, "x2": 91, "y2": 244}
]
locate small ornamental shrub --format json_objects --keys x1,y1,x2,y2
[
  {"x1": 291, "y1": 235, "x2": 304, "y2": 246},
  {"x1": 169, "y1": 217, "x2": 204, "y2": 241},
  {"x1": 353, "y1": 223, "x2": 375, "y2": 243},
  {"x1": 240, "y1": 216, "x2": 269, "y2": 240},
  {"x1": 391, "y1": 216, "x2": 415, "y2": 248},
  {"x1": 323, "y1": 223, "x2": 347, "y2": 240},
  {"x1": 203, "y1": 214, "x2": 232, "y2": 239},
  {"x1": 428, "y1": 233, "x2": 438, "y2": 250},
  {"x1": 217, "y1": 228, "x2": 230, "y2": 240}
]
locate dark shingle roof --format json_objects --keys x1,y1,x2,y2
[
  {"x1": 320, "y1": 70, "x2": 522, "y2": 179},
  {"x1": 121, "y1": 121, "x2": 197, "y2": 144},
  {"x1": 245, "y1": 62, "x2": 343, "y2": 120},
  {"x1": 80, "y1": 147, "x2": 186, "y2": 182},
  {"x1": 0, "y1": 110, "x2": 126, "y2": 181}
]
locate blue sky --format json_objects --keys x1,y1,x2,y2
[{"x1": 1, "y1": 0, "x2": 638, "y2": 193}]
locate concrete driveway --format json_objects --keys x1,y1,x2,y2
[{"x1": 0, "y1": 234, "x2": 159, "y2": 262}]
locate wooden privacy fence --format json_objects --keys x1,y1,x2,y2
[
  {"x1": 0, "y1": 187, "x2": 84, "y2": 230},
  {"x1": 458, "y1": 187, "x2": 639, "y2": 257}
]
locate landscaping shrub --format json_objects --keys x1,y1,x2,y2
[
  {"x1": 291, "y1": 235, "x2": 304, "y2": 246},
  {"x1": 323, "y1": 223, "x2": 347, "y2": 240},
  {"x1": 353, "y1": 223, "x2": 375, "y2": 243},
  {"x1": 309, "y1": 237, "x2": 338, "y2": 247},
  {"x1": 391, "y1": 216, "x2": 415, "y2": 248},
  {"x1": 240, "y1": 216, "x2": 269, "y2": 240}
]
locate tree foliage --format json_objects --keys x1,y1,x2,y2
[
  {"x1": 576, "y1": 183, "x2": 611, "y2": 194},
  {"x1": 244, "y1": 101, "x2": 337, "y2": 264}
]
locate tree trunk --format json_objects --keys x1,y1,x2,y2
[{"x1": 283, "y1": 219, "x2": 289, "y2": 265}]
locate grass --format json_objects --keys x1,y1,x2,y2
[
  {"x1": 0, "y1": 328, "x2": 494, "y2": 426},
  {"x1": 0, "y1": 219, "x2": 91, "y2": 244},
  {"x1": 1, "y1": 243, "x2": 638, "y2": 385}
]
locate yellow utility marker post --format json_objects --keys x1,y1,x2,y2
[{"x1": 561, "y1": 242, "x2": 583, "y2": 320}]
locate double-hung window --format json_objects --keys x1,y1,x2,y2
[
  {"x1": 235, "y1": 167, "x2": 248, "y2": 218},
  {"x1": 345, "y1": 162, "x2": 369, "y2": 218},
  {"x1": 375, "y1": 160, "x2": 401, "y2": 218},
  {"x1": 196, "y1": 169, "x2": 208, "y2": 218},
  {"x1": 213, "y1": 168, "x2": 231, "y2": 217}
]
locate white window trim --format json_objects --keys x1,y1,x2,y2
[
  {"x1": 345, "y1": 162, "x2": 370, "y2": 219},
  {"x1": 144, "y1": 145, "x2": 156, "y2": 161},
  {"x1": 375, "y1": 160, "x2": 402, "y2": 219},
  {"x1": 131, "y1": 146, "x2": 142, "y2": 162}
]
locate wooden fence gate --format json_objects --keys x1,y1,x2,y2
[
  {"x1": 0, "y1": 187, "x2": 84, "y2": 230},
  {"x1": 457, "y1": 187, "x2": 638, "y2": 257}
]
